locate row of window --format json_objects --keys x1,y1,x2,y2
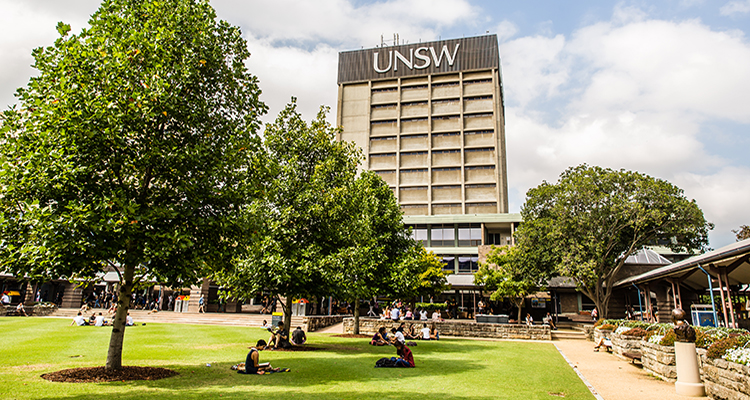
[
  {"x1": 371, "y1": 112, "x2": 493, "y2": 125},
  {"x1": 371, "y1": 130, "x2": 494, "y2": 139},
  {"x1": 371, "y1": 79, "x2": 492, "y2": 93},
  {"x1": 390, "y1": 165, "x2": 495, "y2": 173},
  {"x1": 440, "y1": 255, "x2": 480, "y2": 273},
  {"x1": 410, "y1": 223, "x2": 482, "y2": 247}
]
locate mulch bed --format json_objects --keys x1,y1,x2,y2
[
  {"x1": 41, "y1": 366, "x2": 178, "y2": 383},
  {"x1": 331, "y1": 334, "x2": 371, "y2": 339},
  {"x1": 267, "y1": 346, "x2": 322, "y2": 352}
]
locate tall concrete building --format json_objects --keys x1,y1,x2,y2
[{"x1": 336, "y1": 34, "x2": 521, "y2": 290}]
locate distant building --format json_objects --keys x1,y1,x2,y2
[{"x1": 336, "y1": 35, "x2": 520, "y2": 291}]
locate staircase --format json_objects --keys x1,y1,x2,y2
[
  {"x1": 551, "y1": 320, "x2": 591, "y2": 341},
  {"x1": 49, "y1": 308, "x2": 306, "y2": 328}
]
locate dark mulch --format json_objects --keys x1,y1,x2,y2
[
  {"x1": 41, "y1": 366, "x2": 178, "y2": 383},
  {"x1": 331, "y1": 334, "x2": 371, "y2": 339},
  {"x1": 268, "y1": 345, "x2": 322, "y2": 352}
]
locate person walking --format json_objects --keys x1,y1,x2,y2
[{"x1": 198, "y1": 294, "x2": 205, "y2": 313}]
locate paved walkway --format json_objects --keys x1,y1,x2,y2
[{"x1": 554, "y1": 340, "x2": 707, "y2": 400}]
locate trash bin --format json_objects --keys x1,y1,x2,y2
[
  {"x1": 174, "y1": 299, "x2": 182, "y2": 312},
  {"x1": 271, "y1": 312, "x2": 283, "y2": 327}
]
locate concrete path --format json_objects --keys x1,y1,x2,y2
[
  {"x1": 554, "y1": 339, "x2": 707, "y2": 400},
  {"x1": 315, "y1": 321, "x2": 344, "y2": 334}
]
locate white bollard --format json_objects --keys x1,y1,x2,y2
[{"x1": 674, "y1": 339, "x2": 705, "y2": 396}]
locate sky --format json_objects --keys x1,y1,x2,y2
[{"x1": 1, "y1": 0, "x2": 749, "y2": 249}]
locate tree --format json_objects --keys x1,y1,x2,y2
[
  {"x1": 516, "y1": 164, "x2": 711, "y2": 318},
  {"x1": 331, "y1": 171, "x2": 417, "y2": 334},
  {"x1": 733, "y1": 225, "x2": 750, "y2": 241},
  {"x1": 0, "y1": 0, "x2": 265, "y2": 370},
  {"x1": 212, "y1": 100, "x2": 361, "y2": 333},
  {"x1": 474, "y1": 245, "x2": 537, "y2": 322}
]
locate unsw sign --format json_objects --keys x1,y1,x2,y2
[
  {"x1": 337, "y1": 34, "x2": 499, "y2": 84},
  {"x1": 373, "y1": 44, "x2": 460, "y2": 73}
]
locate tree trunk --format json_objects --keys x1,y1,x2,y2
[
  {"x1": 515, "y1": 298, "x2": 523, "y2": 323},
  {"x1": 105, "y1": 264, "x2": 134, "y2": 370},
  {"x1": 353, "y1": 298, "x2": 360, "y2": 335},
  {"x1": 282, "y1": 295, "x2": 293, "y2": 336}
]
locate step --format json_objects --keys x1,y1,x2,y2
[
  {"x1": 48, "y1": 308, "x2": 306, "y2": 327},
  {"x1": 551, "y1": 329, "x2": 587, "y2": 340}
]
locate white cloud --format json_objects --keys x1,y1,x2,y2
[
  {"x1": 0, "y1": 0, "x2": 98, "y2": 109},
  {"x1": 720, "y1": 0, "x2": 750, "y2": 16},
  {"x1": 213, "y1": 0, "x2": 478, "y2": 48},
  {"x1": 501, "y1": 11, "x2": 750, "y2": 248},
  {"x1": 495, "y1": 20, "x2": 519, "y2": 42},
  {"x1": 673, "y1": 167, "x2": 750, "y2": 246}
]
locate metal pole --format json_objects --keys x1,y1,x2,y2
[
  {"x1": 723, "y1": 268, "x2": 737, "y2": 328},
  {"x1": 716, "y1": 268, "x2": 729, "y2": 327},
  {"x1": 697, "y1": 264, "x2": 719, "y2": 326},
  {"x1": 632, "y1": 283, "x2": 643, "y2": 321}
]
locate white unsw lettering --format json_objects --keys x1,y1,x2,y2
[{"x1": 372, "y1": 43, "x2": 460, "y2": 73}]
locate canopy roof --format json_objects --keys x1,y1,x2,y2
[{"x1": 615, "y1": 239, "x2": 750, "y2": 290}]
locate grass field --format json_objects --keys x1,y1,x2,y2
[{"x1": 0, "y1": 318, "x2": 594, "y2": 400}]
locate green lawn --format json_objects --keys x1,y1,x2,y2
[{"x1": 0, "y1": 318, "x2": 594, "y2": 400}]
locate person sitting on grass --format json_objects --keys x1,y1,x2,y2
[
  {"x1": 420, "y1": 323, "x2": 439, "y2": 340},
  {"x1": 71, "y1": 312, "x2": 88, "y2": 326},
  {"x1": 370, "y1": 327, "x2": 388, "y2": 346},
  {"x1": 94, "y1": 312, "x2": 108, "y2": 327},
  {"x1": 238, "y1": 339, "x2": 276, "y2": 374},
  {"x1": 291, "y1": 326, "x2": 306, "y2": 345},
  {"x1": 390, "y1": 327, "x2": 405, "y2": 345},
  {"x1": 126, "y1": 313, "x2": 134, "y2": 326},
  {"x1": 393, "y1": 341, "x2": 415, "y2": 368},
  {"x1": 267, "y1": 321, "x2": 290, "y2": 349},
  {"x1": 404, "y1": 324, "x2": 419, "y2": 340}
]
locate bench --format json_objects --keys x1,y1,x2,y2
[{"x1": 622, "y1": 351, "x2": 642, "y2": 364}]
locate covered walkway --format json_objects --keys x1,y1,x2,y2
[{"x1": 615, "y1": 239, "x2": 750, "y2": 328}]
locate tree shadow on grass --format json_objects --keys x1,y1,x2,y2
[{"x1": 34, "y1": 388, "x2": 506, "y2": 400}]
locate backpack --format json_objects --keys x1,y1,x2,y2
[{"x1": 375, "y1": 357, "x2": 398, "y2": 368}]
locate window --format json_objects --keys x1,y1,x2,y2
[
  {"x1": 458, "y1": 223, "x2": 482, "y2": 246},
  {"x1": 458, "y1": 255, "x2": 479, "y2": 272},
  {"x1": 410, "y1": 224, "x2": 428, "y2": 246},
  {"x1": 431, "y1": 224, "x2": 455, "y2": 247},
  {"x1": 465, "y1": 130, "x2": 493, "y2": 135},
  {"x1": 440, "y1": 255, "x2": 455, "y2": 272}
]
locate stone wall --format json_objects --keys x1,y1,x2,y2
[
  {"x1": 700, "y1": 354, "x2": 750, "y2": 400},
  {"x1": 343, "y1": 317, "x2": 551, "y2": 340},
  {"x1": 641, "y1": 341, "x2": 676, "y2": 381},
  {"x1": 583, "y1": 325, "x2": 594, "y2": 340},
  {"x1": 610, "y1": 333, "x2": 643, "y2": 357},
  {"x1": 303, "y1": 315, "x2": 346, "y2": 332},
  {"x1": 32, "y1": 303, "x2": 58, "y2": 316},
  {"x1": 593, "y1": 329, "x2": 612, "y2": 344}
]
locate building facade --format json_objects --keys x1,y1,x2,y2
[{"x1": 336, "y1": 35, "x2": 520, "y2": 287}]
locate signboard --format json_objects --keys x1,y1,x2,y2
[{"x1": 338, "y1": 34, "x2": 499, "y2": 84}]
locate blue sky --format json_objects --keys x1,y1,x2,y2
[{"x1": 1, "y1": 0, "x2": 749, "y2": 248}]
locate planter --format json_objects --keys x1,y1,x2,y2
[
  {"x1": 610, "y1": 333, "x2": 643, "y2": 357},
  {"x1": 641, "y1": 340, "x2": 676, "y2": 381},
  {"x1": 700, "y1": 355, "x2": 750, "y2": 400}
]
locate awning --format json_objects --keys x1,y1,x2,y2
[{"x1": 615, "y1": 238, "x2": 750, "y2": 290}]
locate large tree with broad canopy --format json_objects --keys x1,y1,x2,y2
[
  {"x1": 0, "y1": 0, "x2": 265, "y2": 370},
  {"x1": 516, "y1": 164, "x2": 712, "y2": 318}
]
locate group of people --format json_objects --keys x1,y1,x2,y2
[
  {"x1": 524, "y1": 312, "x2": 558, "y2": 330},
  {"x1": 370, "y1": 322, "x2": 439, "y2": 346},
  {"x1": 380, "y1": 302, "x2": 442, "y2": 323},
  {"x1": 71, "y1": 311, "x2": 134, "y2": 326}
]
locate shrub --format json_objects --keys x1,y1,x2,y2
[
  {"x1": 659, "y1": 331, "x2": 676, "y2": 346},
  {"x1": 723, "y1": 347, "x2": 750, "y2": 365},
  {"x1": 598, "y1": 324, "x2": 616, "y2": 331},
  {"x1": 623, "y1": 327, "x2": 650, "y2": 337},
  {"x1": 415, "y1": 302, "x2": 446, "y2": 311},
  {"x1": 707, "y1": 337, "x2": 740, "y2": 359},
  {"x1": 594, "y1": 319, "x2": 605, "y2": 328}
]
